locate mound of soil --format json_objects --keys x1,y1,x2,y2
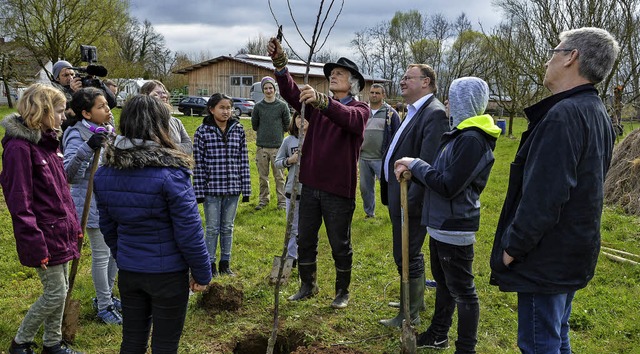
[
  {"x1": 198, "y1": 282, "x2": 243, "y2": 312},
  {"x1": 604, "y1": 128, "x2": 640, "y2": 215}
]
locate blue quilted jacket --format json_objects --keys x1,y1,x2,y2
[{"x1": 93, "y1": 137, "x2": 212, "y2": 285}]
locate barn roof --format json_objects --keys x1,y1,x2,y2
[{"x1": 175, "y1": 53, "x2": 384, "y2": 82}]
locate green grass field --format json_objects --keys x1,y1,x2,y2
[{"x1": 0, "y1": 106, "x2": 639, "y2": 353}]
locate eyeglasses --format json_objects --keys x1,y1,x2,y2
[
  {"x1": 400, "y1": 75, "x2": 426, "y2": 82},
  {"x1": 548, "y1": 48, "x2": 574, "y2": 56}
]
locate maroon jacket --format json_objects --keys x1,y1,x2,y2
[
  {"x1": 0, "y1": 114, "x2": 81, "y2": 267},
  {"x1": 275, "y1": 69, "x2": 369, "y2": 198}
]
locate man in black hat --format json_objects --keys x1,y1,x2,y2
[{"x1": 267, "y1": 38, "x2": 369, "y2": 309}]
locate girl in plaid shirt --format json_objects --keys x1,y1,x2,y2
[{"x1": 193, "y1": 93, "x2": 251, "y2": 277}]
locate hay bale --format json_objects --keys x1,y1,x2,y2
[{"x1": 604, "y1": 128, "x2": 640, "y2": 215}]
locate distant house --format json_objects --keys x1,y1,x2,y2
[
  {"x1": 487, "y1": 94, "x2": 513, "y2": 116},
  {"x1": 120, "y1": 78, "x2": 148, "y2": 97},
  {"x1": 175, "y1": 54, "x2": 385, "y2": 101},
  {"x1": 112, "y1": 78, "x2": 149, "y2": 107},
  {"x1": 1, "y1": 38, "x2": 52, "y2": 105}
]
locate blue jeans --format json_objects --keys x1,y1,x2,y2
[
  {"x1": 427, "y1": 237, "x2": 478, "y2": 353},
  {"x1": 203, "y1": 195, "x2": 239, "y2": 263},
  {"x1": 297, "y1": 186, "x2": 355, "y2": 271},
  {"x1": 358, "y1": 158, "x2": 381, "y2": 217},
  {"x1": 15, "y1": 263, "x2": 68, "y2": 347},
  {"x1": 517, "y1": 292, "x2": 575, "y2": 354},
  {"x1": 87, "y1": 227, "x2": 118, "y2": 310},
  {"x1": 118, "y1": 270, "x2": 189, "y2": 354}
]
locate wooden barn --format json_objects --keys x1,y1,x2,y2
[{"x1": 174, "y1": 54, "x2": 384, "y2": 101}]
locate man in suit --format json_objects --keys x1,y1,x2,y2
[{"x1": 379, "y1": 64, "x2": 449, "y2": 327}]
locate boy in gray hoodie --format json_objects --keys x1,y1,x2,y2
[{"x1": 394, "y1": 77, "x2": 501, "y2": 353}]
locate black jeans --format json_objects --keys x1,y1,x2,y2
[
  {"x1": 118, "y1": 270, "x2": 190, "y2": 354},
  {"x1": 297, "y1": 185, "x2": 355, "y2": 271},
  {"x1": 428, "y1": 237, "x2": 479, "y2": 354},
  {"x1": 390, "y1": 214, "x2": 427, "y2": 278}
]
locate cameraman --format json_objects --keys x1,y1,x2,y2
[
  {"x1": 51, "y1": 60, "x2": 82, "y2": 103},
  {"x1": 51, "y1": 60, "x2": 117, "y2": 130}
]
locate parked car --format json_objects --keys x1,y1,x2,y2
[
  {"x1": 178, "y1": 96, "x2": 209, "y2": 116},
  {"x1": 232, "y1": 97, "x2": 255, "y2": 117},
  {"x1": 116, "y1": 92, "x2": 128, "y2": 108}
]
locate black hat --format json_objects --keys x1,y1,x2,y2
[{"x1": 323, "y1": 57, "x2": 365, "y2": 93}]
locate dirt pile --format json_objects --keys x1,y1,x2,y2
[{"x1": 604, "y1": 128, "x2": 640, "y2": 215}]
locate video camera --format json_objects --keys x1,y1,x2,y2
[{"x1": 70, "y1": 45, "x2": 108, "y2": 88}]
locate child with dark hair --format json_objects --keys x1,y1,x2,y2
[
  {"x1": 193, "y1": 93, "x2": 251, "y2": 277},
  {"x1": 93, "y1": 95, "x2": 211, "y2": 353},
  {"x1": 62, "y1": 87, "x2": 120, "y2": 325},
  {"x1": 2, "y1": 83, "x2": 84, "y2": 354},
  {"x1": 274, "y1": 112, "x2": 308, "y2": 264}
]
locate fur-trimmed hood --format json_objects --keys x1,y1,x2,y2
[
  {"x1": 1, "y1": 113, "x2": 46, "y2": 145},
  {"x1": 103, "y1": 135, "x2": 193, "y2": 170}
]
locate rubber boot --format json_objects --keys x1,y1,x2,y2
[
  {"x1": 288, "y1": 263, "x2": 319, "y2": 301},
  {"x1": 331, "y1": 269, "x2": 351, "y2": 309},
  {"x1": 218, "y1": 260, "x2": 235, "y2": 276},
  {"x1": 379, "y1": 274, "x2": 425, "y2": 327}
]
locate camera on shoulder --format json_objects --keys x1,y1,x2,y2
[{"x1": 70, "y1": 45, "x2": 109, "y2": 88}]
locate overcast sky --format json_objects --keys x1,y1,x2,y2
[{"x1": 129, "y1": 0, "x2": 505, "y2": 60}]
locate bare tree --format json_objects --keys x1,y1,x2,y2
[
  {"x1": 266, "y1": 1, "x2": 344, "y2": 353},
  {"x1": 2, "y1": 0, "x2": 128, "y2": 76},
  {"x1": 389, "y1": 10, "x2": 425, "y2": 72},
  {"x1": 483, "y1": 21, "x2": 547, "y2": 136},
  {"x1": 493, "y1": 0, "x2": 640, "y2": 108},
  {"x1": 237, "y1": 34, "x2": 272, "y2": 56}
]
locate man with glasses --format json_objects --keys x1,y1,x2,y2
[
  {"x1": 359, "y1": 84, "x2": 400, "y2": 219},
  {"x1": 490, "y1": 27, "x2": 619, "y2": 353},
  {"x1": 379, "y1": 64, "x2": 449, "y2": 327}
]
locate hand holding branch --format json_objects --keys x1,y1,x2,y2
[{"x1": 267, "y1": 37, "x2": 288, "y2": 70}]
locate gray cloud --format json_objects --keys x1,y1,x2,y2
[{"x1": 129, "y1": 0, "x2": 503, "y2": 58}]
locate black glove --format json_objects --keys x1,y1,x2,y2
[
  {"x1": 196, "y1": 197, "x2": 205, "y2": 204},
  {"x1": 242, "y1": 195, "x2": 250, "y2": 203},
  {"x1": 87, "y1": 132, "x2": 108, "y2": 150}
]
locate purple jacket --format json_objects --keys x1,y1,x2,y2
[
  {"x1": 0, "y1": 114, "x2": 81, "y2": 267},
  {"x1": 275, "y1": 69, "x2": 369, "y2": 198}
]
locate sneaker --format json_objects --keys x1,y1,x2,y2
[
  {"x1": 425, "y1": 279, "x2": 437, "y2": 288},
  {"x1": 41, "y1": 341, "x2": 84, "y2": 354},
  {"x1": 8, "y1": 340, "x2": 37, "y2": 354},
  {"x1": 93, "y1": 296, "x2": 122, "y2": 312},
  {"x1": 416, "y1": 331, "x2": 449, "y2": 349},
  {"x1": 111, "y1": 296, "x2": 122, "y2": 312},
  {"x1": 97, "y1": 305, "x2": 123, "y2": 325},
  {"x1": 365, "y1": 214, "x2": 375, "y2": 219}
]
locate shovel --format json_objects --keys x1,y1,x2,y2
[
  {"x1": 400, "y1": 171, "x2": 417, "y2": 353},
  {"x1": 62, "y1": 147, "x2": 101, "y2": 343}
]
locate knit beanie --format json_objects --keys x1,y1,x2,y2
[
  {"x1": 52, "y1": 60, "x2": 73, "y2": 80},
  {"x1": 448, "y1": 76, "x2": 489, "y2": 129},
  {"x1": 261, "y1": 76, "x2": 277, "y2": 92}
]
